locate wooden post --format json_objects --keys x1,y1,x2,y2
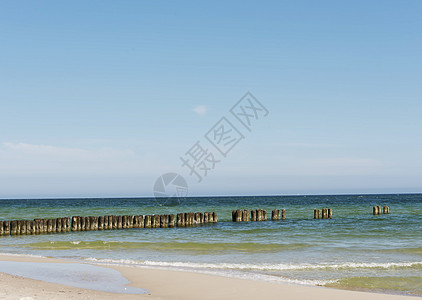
[
  {"x1": 47, "y1": 219, "x2": 53, "y2": 233},
  {"x1": 18, "y1": 220, "x2": 26, "y2": 235},
  {"x1": 16, "y1": 220, "x2": 22, "y2": 235},
  {"x1": 139, "y1": 215, "x2": 145, "y2": 228},
  {"x1": 373, "y1": 206, "x2": 379, "y2": 215},
  {"x1": 98, "y1": 216, "x2": 104, "y2": 230},
  {"x1": 176, "y1": 213, "x2": 185, "y2": 227},
  {"x1": 33, "y1": 219, "x2": 41, "y2": 234},
  {"x1": 0, "y1": 221, "x2": 4, "y2": 236},
  {"x1": 10, "y1": 220, "x2": 17, "y2": 235},
  {"x1": 195, "y1": 212, "x2": 203, "y2": 224},
  {"x1": 271, "y1": 209, "x2": 280, "y2": 220},
  {"x1": 314, "y1": 209, "x2": 320, "y2": 219},
  {"x1": 256, "y1": 209, "x2": 262, "y2": 221},
  {"x1": 122, "y1": 215, "x2": 128, "y2": 229},
  {"x1": 153, "y1": 215, "x2": 160, "y2": 228},
  {"x1": 25, "y1": 220, "x2": 31, "y2": 235},
  {"x1": 71, "y1": 216, "x2": 77, "y2": 231},
  {"x1": 144, "y1": 215, "x2": 152, "y2": 228},
  {"x1": 132, "y1": 215, "x2": 139, "y2": 228},
  {"x1": 328, "y1": 208, "x2": 333, "y2": 219},
  {"x1": 208, "y1": 212, "x2": 214, "y2": 223},
  {"x1": 61, "y1": 218, "x2": 67, "y2": 232},
  {"x1": 213, "y1": 212, "x2": 217, "y2": 222},
  {"x1": 242, "y1": 209, "x2": 250, "y2": 222},
  {"x1": 204, "y1": 212, "x2": 210, "y2": 223},
  {"x1": 251, "y1": 210, "x2": 256, "y2": 221},
  {"x1": 4, "y1": 221, "x2": 10, "y2": 236},
  {"x1": 186, "y1": 213, "x2": 194, "y2": 226},
  {"x1": 169, "y1": 214, "x2": 175, "y2": 227},
  {"x1": 128, "y1": 215, "x2": 134, "y2": 228},
  {"x1": 281, "y1": 209, "x2": 286, "y2": 220},
  {"x1": 383, "y1": 206, "x2": 389, "y2": 214},
  {"x1": 234, "y1": 209, "x2": 242, "y2": 222},
  {"x1": 117, "y1": 216, "x2": 123, "y2": 229},
  {"x1": 160, "y1": 215, "x2": 169, "y2": 228},
  {"x1": 56, "y1": 218, "x2": 62, "y2": 232}
]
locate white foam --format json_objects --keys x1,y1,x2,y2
[{"x1": 84, "y1": 258, "x2": 422, "y2": 272}]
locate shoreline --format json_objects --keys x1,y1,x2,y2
[{"x1": 0, "y1": 254, "x2": 419, "y2": 300}]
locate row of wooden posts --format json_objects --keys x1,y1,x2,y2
[
  {"x1": 0, "y1": 212, "x2": 217, "y2": 236},
  {"x1": 0, "y1": 206, "x2": 391, "y2": 236},
  {"x1": 373, "y1": 205, "x2": 390, "y2": 215},
  {"x1": 232, "y1": 209, "x2": 286, "y2": 222}
]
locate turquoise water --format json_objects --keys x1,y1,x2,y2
[{"x1": 0, "y1": 194, "x2": 421, "y2": 295}]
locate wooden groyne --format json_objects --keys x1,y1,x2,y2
[
  {"x1": 373, "y1": 205, "x2": 389, "y2": 215},
  {"x1": 0, "y1": 205, "x2": 391, "y2": 237},
  {"x1": 0, "y1": 212, "x2": 217, "y2": 237}
]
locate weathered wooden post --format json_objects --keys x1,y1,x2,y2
[
  {"x1": 169, "y1": 214, "x2": 175, "y2": 227},
  {"x1": 117, "y1": 216, "x2": 123, "y2": 229},
  {"x1": 25, "y1": 220, "x2": 31, "y2": 235},
  {"x1": 187, "y1": 213, "x2": 195, "y2": 226},
  {"x1": 138, "y1": 215, "x2": 145, "y2": 228},
  {"x1": 272, "y1": 209, "x2": 280, "y2": 220},
  {"x1": 328, "y1": 208, "x2": 333, "y2": 219},
  {"x1": 103, "y1": 216, "x2": 109, "y2": 230},
  {"x1": 4, "y1": 221, "x2": 10, "y2": 236},
  {"x1": 144, "y1": 215, "x2": 152, "y2": 228},
  {"x1": 176, "y1": 213, "x2": 185, "y2": 227},
  {"x1": 314, "y1": 209, "x2": 320, "y2": 219},
  {"x1": 71, "y1": 216, "x2": 77, "y2": 231},
  {"x1": 256, "y1": 209, "x2": 262, "y2": 221},
  {"x1": 281, "y1": 209, "x2": 286, "y2": 220},
  {"x1": 195, "y1": 212, "x2": 203, "y2": 224},
  {"x1": 251, "y1": 210, "x2": 256, "y2": 221},
  {"x1": 208, "y1": 212, "x2": 214, "y2": 222},
  {"x1": 16, "y1": 220, "x2": 22, "y2": 235},
  {"x1": 0, "y1": 221, "x2": 4, "y2": 236},
  {"x1": 160, "y1": 215, "x2": 169, "y2": 228},
  {"x1": 263, "y1": 210, "x2": 267, "y2": 221},
  {"x1": 213, "y1": 212, "x2": 217, "y2": 222},
  {"x1": 33, "y1": 219, "x2": 40, "y2": 234},
  {"x1": 153, "y1": 215, "x2": 160, "y2": 228},
  {"x1": 204, "y1": 212, "x2": 209, "y2": 223},
  {"x1": 18, "y1": 220, "x2": 25, "y2": 235},
  {"x1": 61, "y1": 218, "x2": 67, "y2": 232},
  {"x1": 10, "y1": 220, "x2": 17, "y2": 235},
  {"x1": 242, "y1": 209, "x2": 250, "y2": 221},
  {"x1": 128, "y1": 215, "x2": 134, "y2": 228},
  {"x1": 383, "y1": 206, "x2": 389, "y2": 214},
  {"x1": 47, "y1": 219, "x2": 53, "y2": 233},
  {"x1": 98, "y1": 216, "x2": 104, "y2": 230},
  {"x1": 233, "y1": 209, "x2": 242, "y2": 222},
  {"x1": 56, "y1": 218, "x2": 62, "y2": 232},
  {"x1": 122, "y1": 215, "x2": 128, "y2": 229},
  {"x1": 373, "y1": 206, "x2": 379, "y2": 215}
]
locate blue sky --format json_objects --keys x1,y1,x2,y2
[{"x1": 0, "y1": 1, "x2": 421, "y2": 198}]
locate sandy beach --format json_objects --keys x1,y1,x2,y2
[{"x1": 0, "y1": 254, "x2": 418, "y2": 300}]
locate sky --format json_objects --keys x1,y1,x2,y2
[{"x1": 0, "y1": 1, "x2": 421, "y2": 198}]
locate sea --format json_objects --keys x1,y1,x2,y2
[{"x1": 0, "y1": 194, "x2": 421, "y2": 296}]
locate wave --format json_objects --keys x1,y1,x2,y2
[
  {"x1": 22, "y1": 241, "x2": 310, "y2": 253},
  {"x1": 84, "y1": 258, "x2": 422, "y2": 272}
]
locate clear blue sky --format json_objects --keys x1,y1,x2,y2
[{"x1": 0, "y1": 1, "x2": 421, "y2": 198}]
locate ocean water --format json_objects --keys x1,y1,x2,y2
[{"x1": 0, "y1": 194, "x2": 421, "y2": 296}]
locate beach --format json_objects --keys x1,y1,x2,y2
[
  {"x1": 0, "y1": 254, "x2": 419, "y2": 300},
  {"x1": 0, "y1": 195, "x2": 421, "y2": 298}
]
